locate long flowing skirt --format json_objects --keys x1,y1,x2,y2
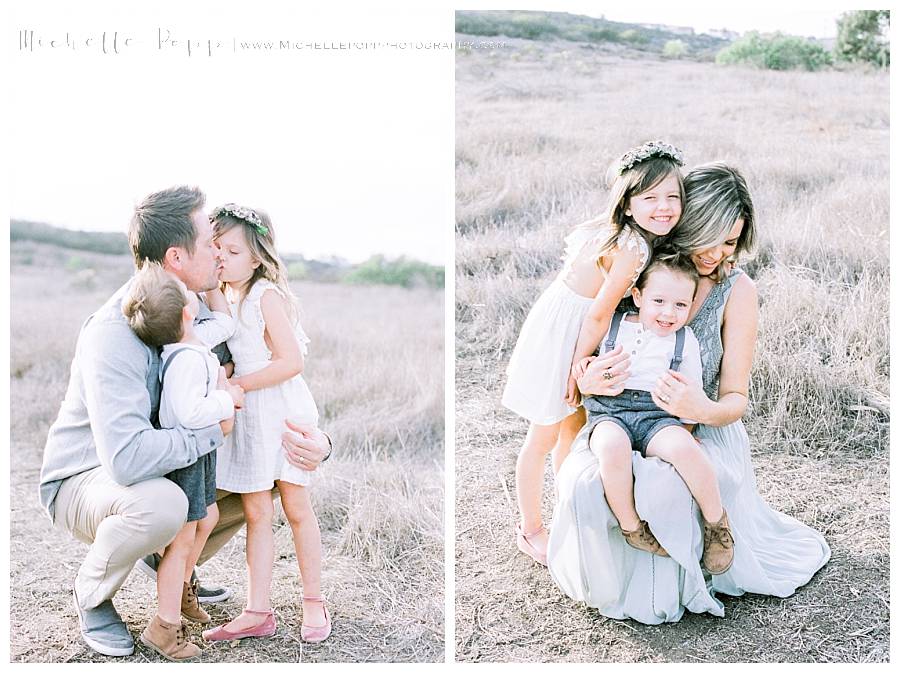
[{"x1": 547, "y1": 419, "x2": 831, "y2": 624}]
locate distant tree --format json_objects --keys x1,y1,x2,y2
[
  {"x1": 663, "y1": 39, "x2": 688, "y2": 59},
  {"x1": 835, "y1": 10, "x2": 890, "y2": 67}
]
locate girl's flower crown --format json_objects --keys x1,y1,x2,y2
[
  {"x1": 618, "y1": 140, "x2": 685, "y2": 175},
  {"x1": 210, "y1": 203, "x2": 269, "y2": 236}
]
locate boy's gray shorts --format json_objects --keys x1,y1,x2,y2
[
  {"x1": 165, "y1": 451, "x2": 217, "y2": 522},
  {"x1": 583, "y1": 389, "x2": 682, "y2": 456}
]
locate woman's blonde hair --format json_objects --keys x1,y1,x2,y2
[
  {"x1": 210, "y1": 205, "x2": 299, "y2": 323},
  {"x1": 584, "y1": 152, "x2": 685, "y2": 265},
  {"x1": 669, "y1": 162, "x2": 756, "y2": 282}
]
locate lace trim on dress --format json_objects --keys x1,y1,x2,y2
[
  {"x1": 617, "y1": 228, "x2": 650, "y2": 289},
  {"x1": 560, "y1": 222, "x2": 650, "y2": 291}
]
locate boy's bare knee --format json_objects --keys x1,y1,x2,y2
[
  {"x1": 591, "y1": 428, "x2": 632, "y2": 468},
  {"x1": 651, "y1": 433, "x2": 698, "y2": 468}
]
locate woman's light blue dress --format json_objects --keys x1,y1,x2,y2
[{"x1": 547, "y1": 269, "x2": 831, "y2": 624}]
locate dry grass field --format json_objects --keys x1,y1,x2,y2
[
  {"x1": 455, "y1": 35, "x2": 889, "y2": 663},
  {"x1": 9, "y1": 241, "x2": 444, "y2": 663}
]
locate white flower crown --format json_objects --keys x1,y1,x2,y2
[
  {"x1": 210, "y1": 203, "x2": 269, "y2": 236},
  {"x1": 618, "y1": 140, "x2": 685, "y2": 175}
]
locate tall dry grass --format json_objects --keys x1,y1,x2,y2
[
  {"x1": 456, "y1": 41, "x2": 888, "y2": 457},
  {"x1": 9, "y1": 241, "x2": 443, "y2": 663},
  {"x1": 455, "y1": 35, "x2": 888, "y2": 663}
]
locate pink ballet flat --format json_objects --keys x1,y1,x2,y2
[
  {"x1": 300, "y1": 596, "x2": 332, "y2": 643},
  {"x1": 516, "y1": 523, "x2": 548, "y2": 566},
  {"x1": 202, "y1": 609, "x2": 276, "y2": 642}
]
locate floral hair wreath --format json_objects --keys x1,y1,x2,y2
[
  {"x1": 210, "y1": 203, "x2": 269, "y2": 236},
  {"x1": 618, "y1": 140, "x2": 685, "y2": 175}
]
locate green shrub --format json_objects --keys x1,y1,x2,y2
[
  {"x1": 716, "y1": 31, "x2": 832, "y2": 71},
  {"x1": 287, "y1": 260, "x2": 308, "y2": 281},
  {"x1": 343, "y1": 255, "x2": 444, "y2": 289},
  {"x1": 66, "y1": 255, "x2": 89, "y2": 271},
  {"x1": 620, "y1": 29, "x2": 647, "y2": 45},
  {"x1": 584, "y1": 27, "x2": 621, "y2": 43},
  {"x1": 663, "y1": 39, "x2": 688, "y2": 59}
]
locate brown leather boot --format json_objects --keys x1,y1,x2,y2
[
  {"x1": 622, "y1": 520, "x2": 669, "y2": 557},
  {"x1": 181, "y1": 581, "x2": 211, "y2": 623},
  {"x1": 702, "y1": 509, "x2": 735, "y2": 574},
  {"x1": 140, "y1": 615, "x2": 202, "y2": 661}
]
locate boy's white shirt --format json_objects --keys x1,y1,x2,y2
[
  {"x1": 158, "y1": 343, "x2": 235, "y2": 430},
  {"x1": 605, "y1": 315, "x2": 703, "y2": 424}
]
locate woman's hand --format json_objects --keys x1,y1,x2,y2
[
  {"x1": 577, "y1": 345, "x2": 630, "y2": 396},
  {"x1": 651, "y1": 370, "x2": 709, "y2": 421},
  {"x1": 282, "y1": 420, "x2": 330, "y2": 472}
]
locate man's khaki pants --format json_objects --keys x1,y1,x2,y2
[
  {"x1": 55, "y1": 469, "x2": 263, "y2": 608},
  {"x1": 54, "y1": 467, "x2": 188, "y2": 610}
]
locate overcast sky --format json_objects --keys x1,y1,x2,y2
[
  {"x1": 9, "y1": 3, "x2": 864, "y2": 264},
  {"x1": 10, "y1": 2, "x2": 453, "y2": 265}
]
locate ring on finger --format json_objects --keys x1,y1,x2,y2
[{"x1": 602, "y1": 370, "x2": 613, "y2": 381}]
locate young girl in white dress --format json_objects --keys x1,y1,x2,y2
[
  {"x1": 201, "y1": 204, "x2": 331, "y2": 644},
  {"x1": 502, "y1": 141, "x2": 685, "y2": 565}
]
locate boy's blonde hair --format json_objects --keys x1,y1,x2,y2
[{"x1": 122, "y1": 262, "x2": 188, "y2": 347}]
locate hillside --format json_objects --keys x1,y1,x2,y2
[
  {"x1": 456, "y1": 10, "x2": 730, "y2": 60},
  {"x1": 10, "y1": 219, "x2": 442, "y2": 288}
]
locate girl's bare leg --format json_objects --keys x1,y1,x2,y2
[
  {"x1": 156, "y1": 522, "x2": 197, "y2": 623},
  {"x1": 646, "y1": 425, "x2": 723, "y2": 522},
  {"x1": 590, "y1": 422, "x2": 640, "y2": 531},
  {"x1": 277, "y1": 481, "x2": 326, "y2": 627},
  {"x1": 552, "y1": 407, "x2": 585, "y2": 474},
  {"x1": 221, "y1": 491, "x2": 274, "y2": 630},
  {"x1": 515, "y1": 421, "x2": 560, "y2": 553}
]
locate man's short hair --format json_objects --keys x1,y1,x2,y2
[
  {"x1": 129, "y1": 186, "x2": 205, "y2": 269},
  {"x1": 122, "y1": 263, "x2": 187, "y2": 347}
]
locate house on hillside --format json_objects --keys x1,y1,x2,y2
[{"x1": 706, "y1": 28, "x2": 739, "y2": 41}]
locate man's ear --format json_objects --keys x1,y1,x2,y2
[
  {"x1": 632, "y1": 286, "x2": 642, "y2": 307},
  {"x1": 164, "y1": 246, "x2": 183, "y2": 270}
]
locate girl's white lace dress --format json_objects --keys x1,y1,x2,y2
[{"x1": 216, "y1": 279, "x2": 319, "y2": 492}]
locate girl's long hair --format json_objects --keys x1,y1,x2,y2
[
  {"x1": 211, "y1": 207, "x2": 299, "y2": 324},
  {"x1": 577, "y1": 155, "x2": 685, "y2": 267}
]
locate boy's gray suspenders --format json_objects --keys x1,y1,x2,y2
[
  {"x1": 602, "y1": 311, "x2": 625, "y2": 353},
  {"x1": 602, "y1": 311, "x2": 686, "y2": 371},
  {"x1": 669, "y1": 327, "x2": 685, "y2": 372},
  {"x1": 160, "y1": 347, "x2": 211, "y2": 391}
]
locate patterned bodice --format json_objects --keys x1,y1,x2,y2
[{"x1": 687, "y1": 268, "x2": 743, "y2": 400}]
